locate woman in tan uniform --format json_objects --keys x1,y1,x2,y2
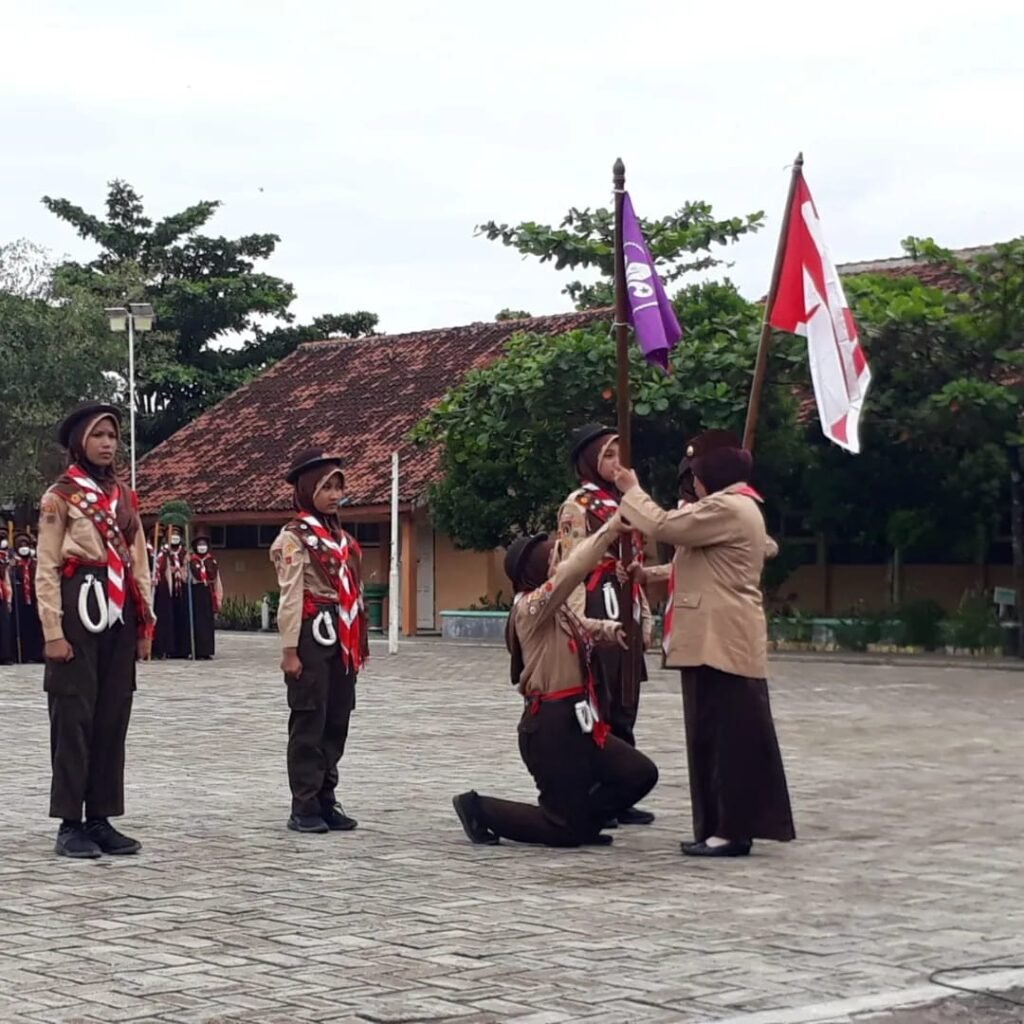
[
  {"x1": 614, "y1": 430, "x2": 794, "y2": 858},
  {"x1": 270, "y1": 448, "x2": 367, "y2": 835},
  {"x1": 36, "y1": 402, "x2": 155, "y2": 859},
  {"x1": 451, "y1": 517, "x2": 659, "y2": 847}
]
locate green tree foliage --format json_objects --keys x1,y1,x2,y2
[
  {"x1": 42, "y1": 180, "x2": 376, "y2": 449},
  {"x1": 0, "y1": 241, "x2": 122, "y2": 505},
  {"x1": 478, "y1": 203, "x2": 764, "y2": 309}
]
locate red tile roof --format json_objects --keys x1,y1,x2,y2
[{"x1": 137, "y1": 310, "x2": 609, "y2": 517}]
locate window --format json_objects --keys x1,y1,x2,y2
[
  {"x1": 341, "y1": 522, "x2": 382, "y2": 548},
  {"x1": 208, "y1": 526, "x2": 227, "y2": 549},
  {"x1": 257, "y1": 524, "x2": 280, "y2": 548}
]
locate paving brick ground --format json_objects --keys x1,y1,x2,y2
[{"x1": 1, "y1": 635, "x2": 1022, "y2": 1023}]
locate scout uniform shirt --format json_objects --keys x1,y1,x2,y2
[
  {"x1": 35, "y1": 487, "x2": 155, "y2": 643},
  {"x1": 513, "y1": 522, "x2": 625, "y2": 697}
]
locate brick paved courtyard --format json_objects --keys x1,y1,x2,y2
[{"x1": 1, "y1": 636, "x2": 1023, "y2": 1024}]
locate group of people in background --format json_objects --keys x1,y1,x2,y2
[{"x1": 0, "y1": 517, "x2": 224, "y2": 666}]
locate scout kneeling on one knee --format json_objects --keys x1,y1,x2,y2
[{"x1": 271, "y1": 449, "x2": 368, "y2": 835}]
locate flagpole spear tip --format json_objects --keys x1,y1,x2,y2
[
  {"x1": 795, "y1": 151, "x2": 804, "y2": 167},
  {"x1": 613, "y1": 157, "x2": 625, "y2": 185}
]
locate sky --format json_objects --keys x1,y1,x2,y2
[{"x1": 4, "y1": 0, "x2": 1024, "y2": 336}]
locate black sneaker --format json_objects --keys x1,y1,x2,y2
[
  {"x1": 617, "y1": 806, "x2": 656, "y2": 826},
  {"x1": 321, "y1": 804, "x2": 358, "y2": 831},
  {"x1": 55, "y1": 823, "x2": 102, "y2": 859},
  {"x1": 83, "y1": 818, "x2": 142, "y2": 855},
  {"x1": 452, "y1": 792, "x2": 500, "y2": 845},
  {"x1": 288, "y1": 813, "x2": 329, "y2": 834}
]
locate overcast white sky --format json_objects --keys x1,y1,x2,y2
[{"x1": 4, "y1": 0, "x2": 1023, "y2": 335}]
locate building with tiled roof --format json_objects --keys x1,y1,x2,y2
[{"x1": 136, "y1": 309, "x2": 608, "y2": 634}]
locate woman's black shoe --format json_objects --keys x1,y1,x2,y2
[
  {"x1": 288, "y1": 814, "x2": 329, "y2": 834},
  {"x1": 321, "y1": 804, "x2": 358, "y2": 831},
  {"x1": 452, "y1": 792, "x2": 500, "y2": 845},
  {"x1": 681, "y1": 839, "x2": 752, "y2": 857}
]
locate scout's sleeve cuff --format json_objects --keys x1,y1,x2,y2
[{"x1": 42, "y1": 622, "x2": 65, "y2": 643}]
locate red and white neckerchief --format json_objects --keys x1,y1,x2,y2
[
  {"x1": 297, "y1": 514, "x2": 364, "y2": 671},
  {"x1": 66, "y1": 465, "x2": 126, "y2": 627},
  {"x1": 16, "y1": 556, "x2": 35, "y2": 605},
  {"x1": 191, "y1": 554, "x2": 211, "y2": 585},
  {"x1": 663, "y1": 484, "x2": 764, "y2": 653}
]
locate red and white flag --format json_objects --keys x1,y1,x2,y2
[{"x1": 769, "y1": 175, "x2": 871, "y2": 453}]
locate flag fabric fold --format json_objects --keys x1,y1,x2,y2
[
  {"x1": 621, "y1": 193, "x2": 682, "y2": 370},
  {"x1": 768, "y1": 176, "x2": 871, "y2": 453}
]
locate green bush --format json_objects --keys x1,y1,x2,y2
[
  {"x1": 896, "y1": 599, "x2": 946, "y2": 651},
  {"x1": 832, "y1": 618, "x2": 872, "y2": 652},
  {"x1": 217, "y1": 596, "x2": 262, "y2": 631},
  {"x1": 768, "y1": 612, "x2": 813, "y2": 644},
  {"x1": 947, "y1": 597, "x2": 1004, "y2": 653}
]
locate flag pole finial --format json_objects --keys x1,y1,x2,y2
[
  {"x1": 796, "y1": 151, "x2": 804, "y2": 166},
  {"x1": 613, "y1": 158, "x2": 625, "y2": 188}
]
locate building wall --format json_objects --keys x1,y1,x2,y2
[
  {"x1": 778, "y1": 563, "x2": 1015, "y2": 615},
  {"x1": 434, "y1": 533, "x2": 506, "y2": 613}
]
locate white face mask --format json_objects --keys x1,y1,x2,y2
[
  {"x1": 171, "y1": 537, "x2": 182, "y2": 547},
  {"x1": 197, "y1": 545, "x2": 208, "y2": 554},
  {"x1": 17, "y1": 546, "x2": 30, "y2": 557}
]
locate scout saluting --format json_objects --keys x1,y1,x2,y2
[
  {"x1": 271, "y1": 449, "x2": 368, "y2": 835},
  {"x1": 451, "y1": 516, "x2": 658, "y2": 847},
  {"x1": 614, "y1": 430, "x2": 794, "y2": 858},
  {"x1": 36, "y1": 402, "x2": 155, "y2": 859},
  {"x1": 557, "y1": 423, "x2": 655, "y2": 826},
  {"x1": 188, "y1": 535, "x2": 223, "y2": 660}
]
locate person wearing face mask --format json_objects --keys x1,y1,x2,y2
[
  {"x1": 0, "y1": 537, "x2": 13, "y2": 665},
  {"x1": 270, "y1": 449, "x2": 368, "y2": 835},
  {"x1": 35, "y1": 402, "x2": 156, "y2": 859},
  {"x1": 166, "y1": 532, "x2": 193, "y2": 658},
  {"x1": 612, "y1": 430, "x2": 794, "y2": 859},
  {"x1": 554, "y1": 424, "x2": 656, "y2": 827},
  {"x1": 451, "y1": 517, "x2": 659, "y2": 848},
  {"x1": 188, "y1": 535, "x2": 223, "y2": 660},
  {"x1": 11, "y1": 532, "x2": 44, "y2": 664}
]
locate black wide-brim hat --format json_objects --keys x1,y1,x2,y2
[
  {"x1": 57, "y1": 402, "x2": 122, "y2": 450},
  {"x1": 568, "y1": 423, "x2": 618, "y2": 466},
  {"x1": 504, "y1": 532, "x2": 549, "y2": 585},
  {"x1": 285, "y1": 447, "x2": 344, "y2": 486}
]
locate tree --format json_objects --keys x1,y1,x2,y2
[
  {"x1": 478, "y1": 202, "x2": 764, "y2": 309},
  {"x1": 413, "y1": 281, "x2": 800, "y2": 548},
  {"x1": 0, "y1": 241, "x2": 121, "y2": 508},
  {"x1": 42, "y1": 180, "x2": 376, "y2": 449},
  {"x1": 495, "y1": 308, "x2": 532, "y2": 322}
]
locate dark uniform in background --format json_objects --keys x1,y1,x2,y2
[
  {"x1": 0, "y1": 540, "x2": 13, "y2": 665},
  {"x1": 188, "y1": 536, "x2": 223, "y2": 660},
  {"x1": 12, "y1": 533, "x2": 44, "y2": 664}
]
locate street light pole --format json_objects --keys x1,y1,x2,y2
[{"x1": 127, "y1": 312, "x2": 137, "y2": 491}]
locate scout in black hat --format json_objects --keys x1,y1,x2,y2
[
  {"x1": 270, "y1": 446, "x2": 363, "y2": 835},
  {"x1": 187, "y1": 532, "x2": 223, "y2": 660},
  {"x1": 451, "y1": 512, "x2": 659, "y2": 849},
  {"x1": 36, "y1": 400, "x2": 155, "y2": 859},
  {"x1": 554, "y1": 422, "x2": 657, "y2": 827}
]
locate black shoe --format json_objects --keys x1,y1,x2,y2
[
  {"x1": 617, "y1": 806, "x2": 656, "y2": 826},
  {"x1": 55, "y1": 823, "x2": 102, "y2": 859},
  {"x1": 452, "y1": 792, "x2": 500, "y2": 845},
  {"x1": 288, "y1": 814, "x2": 329, "y2": 834},
  {"x1": 681, "y1": 839, "x2": 752, "y2": 857},
  {"x1": 83, "y1": 818, "x2": 141, "y2": 855},
  {"x1": 602, "y1": 817, "x2": 619, "y2": 830},
  {"x1": 583, "y1": 833, "x2": 614, "y2": 846},
  {"x1": 321, "y1": 804, "x2": 358, "y2": 831}
]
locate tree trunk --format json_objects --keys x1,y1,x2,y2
[{"x1": 1010, "y1": 448, "x2": 1024, "y2": 658}]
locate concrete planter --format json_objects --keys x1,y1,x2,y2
[{"x1": 440, "y1": 610, "x2": 509, "y2": 642}]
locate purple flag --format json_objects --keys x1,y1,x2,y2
[{"x1": 621, "y1": 192, "x2": 682, "y2": 370}]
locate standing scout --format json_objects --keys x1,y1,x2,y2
[
  {"x1": 614, "y1": 430, "x2": 795, "y2": 858},
  {"x1": 188, "y1": 535, "x2": 223, "y2": 660},
  {"x1": 152, "y1": 539, "x2": 179, "y2": 659},
  {"x1": 0, "y1": 538, "x2": 13, "y2": 665},
  {"x1": 556, "y1": 423, "x2": 655, "y2": 826},
  {"x1": 270, "y1": 449, "x2": 368, "y2": 835},
  {"x1": 12, "y1": 531, "x2": 44, "y2": 664},
  {"x1": 36, "y1": 402, "x2": 155, "y2": 859},
  {"x1": 451, "y1": 517, "x2": 658, "y2": 847}
]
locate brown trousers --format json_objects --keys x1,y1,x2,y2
[
  {"x1": 45, "y1": 568, "x2": 137, "y2": 821},
  {"x1": 476, "y1": 697, "x2": 658, "y2": 846},
  {"x1": 286, "y1": 619, "x2": 356, "y2": 816},
  {"x1": 681, "y1": 666, "x2": 795, "y2": 843}
]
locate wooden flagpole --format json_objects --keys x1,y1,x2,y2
[
  {"x1": 743, "y1": 151, "x2": 804, "y2": 453},
  {"x1": 613, "y1": 157, "x2": 639, "y2": 704}
]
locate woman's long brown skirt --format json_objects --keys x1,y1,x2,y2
[{"x1": 680, "y1": 666, "x2": 795, "y2": 843}]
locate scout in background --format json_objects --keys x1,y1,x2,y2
[
  {"x1": 188, "y1": 534, "x2": 223, "y2": 659},
  {"x1": 11, "y1": 531, "x2": 44, "y2": 664}
]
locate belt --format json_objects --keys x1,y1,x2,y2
[{"x1": 525, "y1": 685, "x2": 586, "y2": 716}]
